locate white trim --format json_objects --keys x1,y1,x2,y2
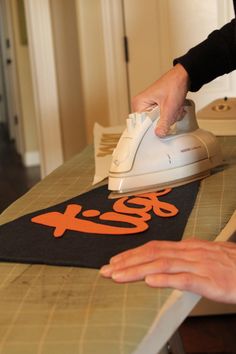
[
  {"x1": 101, "y1": 0, "x2": 129, "y2": 125},
  {"x1": 24, "y1": 0, "x2": 63, "y2": 177},
  {"x1": 23, "y1": 150, "x2": 40, "y2": 167}
]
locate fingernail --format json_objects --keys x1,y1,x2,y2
[
  {"x1": 100, "y1": 264, "x2": 113, "y2": 277},
  {"x1": 110, "y1": 256, "x2": 120, "y2": 264}
]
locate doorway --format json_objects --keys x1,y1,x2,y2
[
  {"x1": 0, "y1": 36, "x2": 8, "y2": 127},
  {"x1": 0, "y1": 0, "x2": 40, "y2": 170},
  {"x1": 0, "y1": 0, "x2": 23, "y2": 154},
  {"x1": 0, "y1": 0, "x2": 41, "y2": 211}
]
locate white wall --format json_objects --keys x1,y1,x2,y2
[
  {"x1": 123, "y1": 0, "x2": 236, "y2": 111},
  {"x1": 167, "y1": 0, "x2": 236, "y2": 110}
]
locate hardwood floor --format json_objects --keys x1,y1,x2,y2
[
  {"x1": 1, "y1": 123, "x2": 236, "y2": 354},
  {"x1": 179, "y1": 314, "x2": 236, "y2": 353},
  {"x1": 0, "y1": 123, "x2": 40, "y2": 212}
]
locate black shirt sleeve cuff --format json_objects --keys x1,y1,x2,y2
[{"x1": 173, "y1": 19, "x2": 236, "y2": 92}]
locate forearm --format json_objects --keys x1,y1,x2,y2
[{"x1": 174, "y1": 19, "x2": 236, "y2": 91}]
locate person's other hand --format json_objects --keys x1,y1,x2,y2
[
  {"x1": 100, "y1": 239, "x2": 236, "y2": 304},
  {"x1": 132, "y1": 64, "x2": 189, "y2": 137}
]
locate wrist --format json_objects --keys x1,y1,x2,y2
[{"x1": 173, "y1": 63, "x2": 190, "y2": 91}]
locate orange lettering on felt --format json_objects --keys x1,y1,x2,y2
[
  {"x1": 82, "y1": 210, "x2": 100, "y2": 217},
  {"x1": 31, "y1": 189, "x2": 179, "y2": 237}
]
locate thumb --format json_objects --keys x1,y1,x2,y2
[
  {"x1": 155, "y1": 120, "x2": 170, "y2": 137},
  {"x1": 155, "y1": 104, "x2": 185, "y2": 137},
  {"x1": 155, "y1": 106, "x2": 175, "y2": 137}
]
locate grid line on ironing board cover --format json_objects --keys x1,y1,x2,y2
[{"x1": 0, "y1": 137, "x2": 235, "y2": 354}]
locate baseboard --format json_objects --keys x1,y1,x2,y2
[{"x1": 23, "y1": 151, "x2": 40, "y2": 167}]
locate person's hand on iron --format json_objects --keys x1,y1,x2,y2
[
  {"x1": 100, "y1": 239, "x2": 236, "y2": 304},
  {"x1": 132, "y1": 64, "x2": 190, "y2": 137}
]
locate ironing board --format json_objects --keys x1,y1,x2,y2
[{"x1": 0, "y1": 137, "x2": 235, "y2": 354}]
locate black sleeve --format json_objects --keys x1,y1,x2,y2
[{"x1": 173, "y1": 19, "x2": 236, "y2": 92}]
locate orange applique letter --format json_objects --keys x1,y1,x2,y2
[{"x1": 31, "y1": 189, "x2": 178, "y2": 237}]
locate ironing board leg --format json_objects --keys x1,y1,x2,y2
[
  {"x1": 168, "y1": 330, "x2": 186, "y2": 354},
  {"x1": 158, "y1": 330, "x2": 186, "y2": 354}
]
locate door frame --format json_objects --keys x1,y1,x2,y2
[
  {"x1": 101, "y1": 0, "x2": 129, "y2": 124},
  {"x1": 0, "y1": 34, "x2": 7, "y2": 124},
  {"x1": 24, "y1": 0, "x2": 63, "y2": 177},
  {"x1": 22, "y1": 0, "x2": 127, "y2": 177}
]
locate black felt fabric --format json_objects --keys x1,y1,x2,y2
[{"x1": 0, "y1": 183, "x2": 199, "y2": 269}]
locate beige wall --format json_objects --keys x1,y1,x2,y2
[
  {"x1": 76, "y1": 0, "x2": 110, "y2": 143},
  {"x1": 10, "y1": 0, "x2": 38, "y2": 160},
  {"x1": 50, "y1": 0, "x2": 87, "y2": 161},
  {"x1": 50, "y1": 0, "x2": 111, "y2": 156}
]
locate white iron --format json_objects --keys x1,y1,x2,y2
[{"x1": 108, "y1": 99, "x2": 222, "y2": 198}]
